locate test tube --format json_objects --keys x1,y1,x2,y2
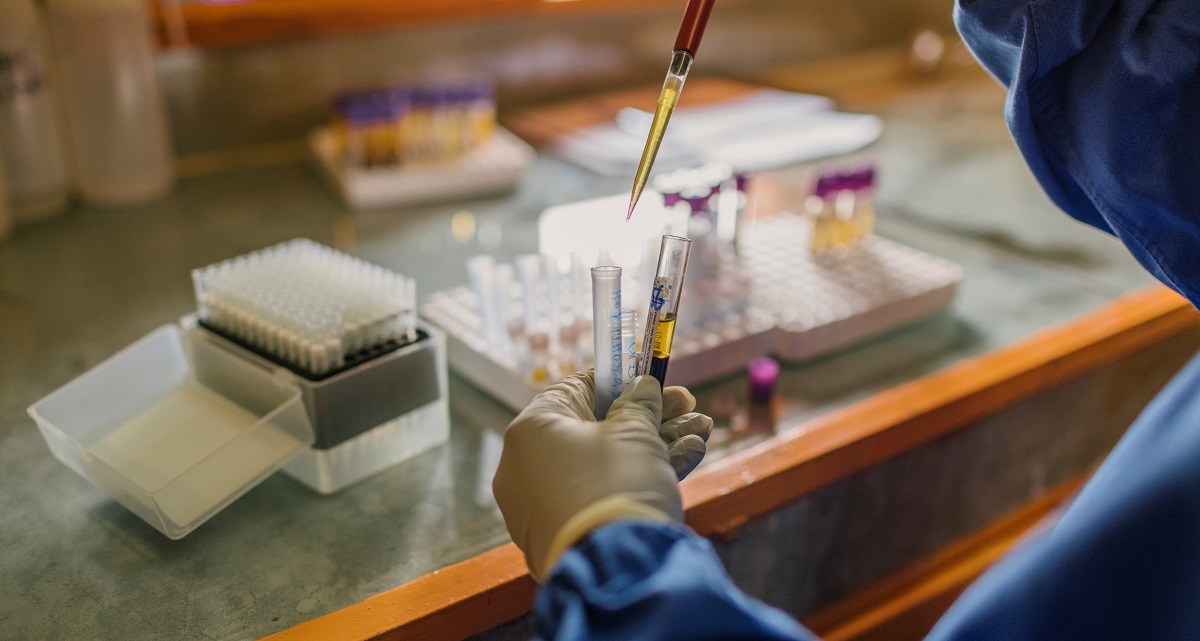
[
  {"x1": 855, "y1": 165, "x2": 877, "y2": 242},
  {"x1": 467, "y1": 255, "x2": 501, "y2": 351},
  {"x1": 620, "y1": 308, "x2": 638, "y2": 386},
  {"x1": 638, "y1": 236, "x2": 692, "y2": 387},
  {"x1": 834, "y1": 185, "x2": 857, "y2": 251},
  {"x1": 809, "y1": 174, "x2": 834, "y2": 257},
  {"x1": 591, "y1": 266, "x2": 623, "y2": 420},
  {"x1": 492, "y1": 264, "x2": 514, "y2": 353},
  {"x1": 515, "y1": 254, "x2": 543, "y2": 334}
]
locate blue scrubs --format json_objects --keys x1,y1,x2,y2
[{"x1": 536, "y1": 1, "x2": 1200, "y2": 639}]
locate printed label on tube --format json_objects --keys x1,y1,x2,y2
[
  {"x1": 607, "y1": 289, "x2": 623, "y2": 401},
  {"x1": 638, "y1": 277, "x2": 672, "y2": 376}
]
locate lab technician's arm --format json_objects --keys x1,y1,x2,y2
[
  {"x1": 493, "y1": 373, "x2": 815, "y2": 641},
  {"x1": 954, "y1": 0, "x2": 1200, "y2": 302},
  {"x1": 916, "y1": 2, "x2": 1200, "y2": 640}
]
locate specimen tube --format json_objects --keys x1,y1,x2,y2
[
  {"x1": 638, "y1": 235, "x2": 692, "y2": 386},
  {"x1": 620, "y1": 308, "x2": 639, "y2": 387},
  {"x1": 591, "y1": 266, "x2": 623, "y2": 420},
  {"x1": 467, "y1": 255, "x2": 500, "y2": 350}
]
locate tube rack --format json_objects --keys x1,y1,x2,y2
[{"x1": 422, "y1": 211, "x2": 962, "y2": 411}]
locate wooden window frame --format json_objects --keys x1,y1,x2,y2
[
  {"x1": 263, "y1": 286, "x2": 1200, "y2": 641},
  {"x1": 151, "y1": 0, "x2": 687, "y2": 49}
]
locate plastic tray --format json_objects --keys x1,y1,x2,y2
[
  {"x1": 309, "y1": 126, "x2": 536, "y2": 209},
  {"x1": 422, "y1": 212, "x2": 962, "y2": 411},
  {"x1": 28, "y1": 325, "x2": 315, "y2": 539}
]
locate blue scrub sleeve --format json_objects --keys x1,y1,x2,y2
[
  {"x1": 536, "y1": 352, "x2": 1200, "y2": 641},
  {"x1": 536, "y1": 520, "x2": 816, "y2": 641},
  {"x1": 927, "y1": 347, "x2": 1200, "y2": 640},
  {"x1": 954, "y1": 0, "x2": 1200, "y2": 307}
]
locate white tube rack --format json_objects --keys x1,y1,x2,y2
[{"x1": 422, "y1": 212, "x2": 962, "y2": 411}]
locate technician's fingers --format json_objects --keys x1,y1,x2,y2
[
  {"x1": 661, "y1": 386, "x2": 697, "y2": 423},
  {"x1": 667, "y1": 434, "x2": 707, "y2": 480},
  {"x1": 659, "y1": 412, "x2": 713, "y2": 443},
  {"x1": 520, "y1": 369, "x2": 596, "y2": 421},
  {"x1": 607, "y1": 376, "x2": 663, "y2": 428}
]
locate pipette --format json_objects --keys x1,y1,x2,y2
[{"x1": 626, "y1": 0, "x2": 717, "y2": 221}]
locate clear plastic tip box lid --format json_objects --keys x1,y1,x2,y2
[{"x1": 28, "y1": 324, "x2": 315, "y2": 539}]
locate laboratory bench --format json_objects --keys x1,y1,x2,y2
[{"x1": 2, "y1": 55, "x2": 1199, "y2": 641}]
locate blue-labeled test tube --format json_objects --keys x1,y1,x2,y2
[
  {"x1": 638, "y1": 235, "x2": 692, "y2": 387},
  {"x1": 591, "y1": 266, "x2": 623, "y2": 420}
]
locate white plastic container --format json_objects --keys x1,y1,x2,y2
[
  {"x1": 0, "y1": 0, "x2": 70, "y2": 222},
  {"x1": 45, "y1": 0, "x2": 173, "y2": 206},
  {"x1": 30, "y1": 318, "x2": 452, "y2": 535},
  {"x1": 28, "y1": 325, "x2": 316, "y2": 539},
  {"x1": 0, "y1": 140, "x2": 11, "y2": 242}
]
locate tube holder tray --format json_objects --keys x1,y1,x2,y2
[{"x1": 422, "y1": 212, "x2": 962, "y2": 411}]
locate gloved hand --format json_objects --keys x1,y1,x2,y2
[{"x1": 492, "y1": 371, "x2": 713, "y2": 581}]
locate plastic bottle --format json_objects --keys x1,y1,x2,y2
[
  {"x1": 45, "y1": 0, "x2": 173, "y2": 206},
  {"x1": 0, "y1": 139, "x2": 12, "y2": 242},
  {"x1": 0, "y1": 0, "x2": 70, "y2": 222}
]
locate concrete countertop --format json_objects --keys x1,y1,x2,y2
[{"x1": 0, "y1": 67, "x2": 1155, "y2": 640}]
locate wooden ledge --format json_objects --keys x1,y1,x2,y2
[
  {"x1": 264, "y1": 285, "x2": 1199, "y2": 641},
  {"x1": 804, "y1": 475, "x2": 1085, "y2": 641},
  {"x1": 152, "y1": 0, "x2": 681, "y2": 49}
]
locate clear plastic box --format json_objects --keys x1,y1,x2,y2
[
  {"x1": 284, "y1": 397, "x2": 449, "y2": 494},
  {"x1": 28, "y1": 325, "x2": 315, "y2": 539}
]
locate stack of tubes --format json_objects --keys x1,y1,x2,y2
[
  {"x1": 465, "y1": 238, "x2": 697, "y2": 420},
  {"x1": 653, "y1": 163, "x2": 753, "y2": 341},
  {"x1": 592, "y1": 235, "x2": 692, "y2": 419},
  {"x1": 468, "y1": 253, "x2": 603, "y2": 388},
  {"x1": 333, "y1": 80, "x2": 496, "y2": 168}
]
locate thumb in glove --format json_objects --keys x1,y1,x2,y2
[{"x1": 492, "y1": 372, "x2": 712, "y2": 580}]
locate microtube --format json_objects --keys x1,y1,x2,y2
[
  {"x1": 591, "y1": 266, "x2": 623, "y2": 420},
  {"x1": 467, "y1": 255, "x2": 501, "y2": 351},
  {"x1": 620, "y1": 308, "x2": 638, "y2": 386}
]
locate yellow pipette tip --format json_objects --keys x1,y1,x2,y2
[{"x1": 627, "y1": 50, "x2": 690, "y2": 222}]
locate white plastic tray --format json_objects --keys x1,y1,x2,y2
[
  {"x1": 422, "y1": 212, "x2": 963, "y2": 411},
  {"x1": 309, "y1": 126, "x2": 536, "y2": 209},
  {"x1": 28, "y1": 325, "x2": 315, "y2": 539}
]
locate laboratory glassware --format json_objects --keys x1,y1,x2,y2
[
  {"x1": 46, "y1": 0, "x2": 173, "y2": 206},
  {"x1": 0, "y1": 0, "x2": 70, "y2": 222},
  {"x1": 638, "y1": 236, "x2": 692, "y2": 386},
  {"x1": 591, "y1": 266, "x2": 623, "y2": 419}
]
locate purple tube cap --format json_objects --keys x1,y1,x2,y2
[{"x1": 747, "y1": 356, "x2": 780, "y2": 404}]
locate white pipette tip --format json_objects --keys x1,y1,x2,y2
[{"x1": 192, "y1": 239, "x2": 417, "y2": 377}]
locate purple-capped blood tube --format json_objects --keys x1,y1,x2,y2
[{"x1": 747, "y1": 356, "x2": 780, "y2": 404}]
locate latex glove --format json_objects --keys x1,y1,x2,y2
[{"x1": 493, "y1": 371, "x2": 713, "y2": 580}]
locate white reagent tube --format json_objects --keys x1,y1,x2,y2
[{"x1": 591, "y1": 266, "x2": 623, "y2": 419}]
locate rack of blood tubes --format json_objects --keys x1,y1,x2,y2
[
  {"x1": 424, "y1": 160, "x2": 962, "y2": 411},
  {"x1": 332, "y1": 80, "x2": 497, "y2": 168}
]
